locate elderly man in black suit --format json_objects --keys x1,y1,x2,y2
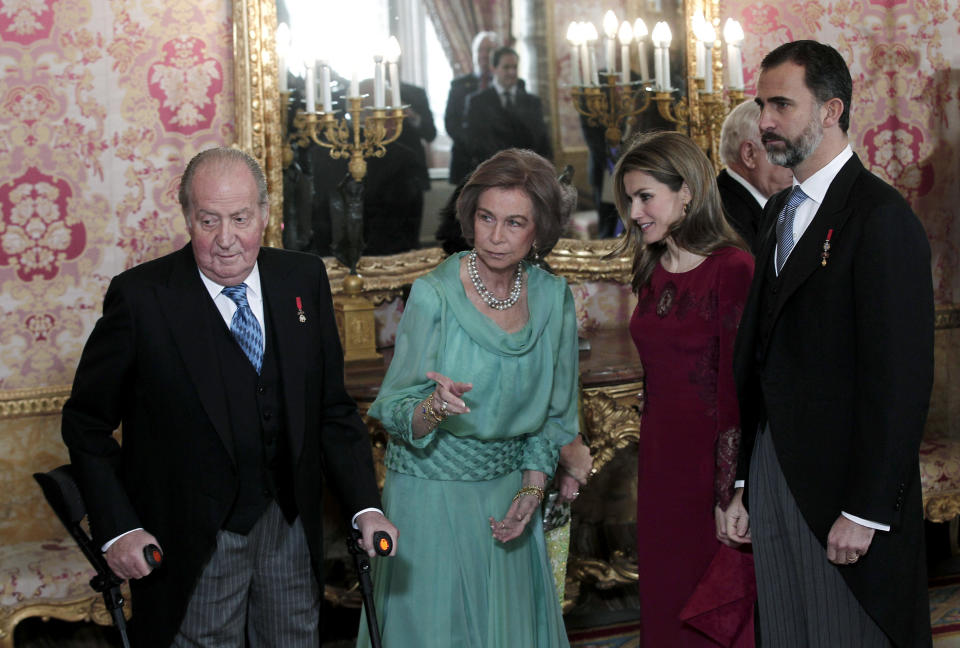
[
  {"x1": 444, "y1": 31, "x2": 499, "y2": 186},
  {"x1": 62, "y1": 147, "x2": 397, "y2": 648},
  {"x1": 717, "y1": 99, "x2": 793, "y2": 250},
  {"x1": 724, "y1": 41, "x2": 933, "y2": 647},
  {"x1": 463, "y1": 47, "x2": 552, "y2": 173}
]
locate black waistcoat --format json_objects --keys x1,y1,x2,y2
[{"x1": 207, "y1": 303, "x2": 298, "y2": 534}]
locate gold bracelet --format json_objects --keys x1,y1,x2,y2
[
  {"x1": 512, "y1": 485, "x2": 544, "y2": 503},
  {"x1": 421, "y1": 394, "x2": 444, "y2": 426}
]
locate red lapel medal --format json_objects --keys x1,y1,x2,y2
[
  {"x1": 821, "y1": 229, "x2": 833, "y2": 267},
  {"x1": 296, "y1": 296, "x2": 306, "y2": 323}
]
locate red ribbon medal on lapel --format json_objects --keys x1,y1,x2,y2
[
  {"x1": 296, "y1": 296, "x2": 306, "y2": 323},
  {"x1": 821, "y1": 229, "x2": 833, "y2": 267}
]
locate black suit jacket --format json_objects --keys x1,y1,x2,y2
[
  {"x1": 733, "y1": 154, "x2": 933, "y2": 647},
  {"x1": 717, "y1": 168, "x2": 765, "y2": 252},
  {"x1": 444, "y1": 73, "x2": 482, "y2": 185},
  {"x1": 397, "y1": 82, "x2": 437, "y2": 190},
  {"x1": 62, "y1": 245, "x2": 381, "y2": 648},
  {"x1": 463, "y1": 85, "x2": 552, "y2": 172}
]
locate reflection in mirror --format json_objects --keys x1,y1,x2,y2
[
  {"x1": 553, "y1": 1, "x2": 688, "y2": 240},
  {"x1": 259, "y1": 0, "x2": 712, "y2": 264},
  {"x1": 272, "y1": 0, "x2": 688, "y2": 260}
]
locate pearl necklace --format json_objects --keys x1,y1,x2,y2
[{"x1": 467, "y1": 250, "x2": 523, "y2": 311}]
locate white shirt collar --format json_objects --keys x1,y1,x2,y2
[
  {"x1": 775, "y1": 145, "x2": 854, "y2": 273},
  {"x1": 794, "y1": 144, "x2": 854, "y2": 206},
  {"x1": 198, "y1": 262, "x2": 262, "y2": 301},
  {"x1": 492, "y1": 78, "x2": 515, "y2": 97},
  {"x1": 725, "y1": 167, "x2": 768, "y2": 208}
]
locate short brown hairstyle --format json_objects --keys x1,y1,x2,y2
[{"x1": 456, "y1": 149, "x2": 570, "y2": 259}]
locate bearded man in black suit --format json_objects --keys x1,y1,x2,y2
[
  {"x1": 62, "y1": 147, "x2": 397, "y2": 648},
  {"x1": 716, "y1": 98, "x2": 793, "y2": 250},
  {"x1": 724, "y1": 41, "x2": 933, "y2": 647}
]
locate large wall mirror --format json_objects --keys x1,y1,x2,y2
[{"x1": 232, "y1": 0, "x2": 708, "y2": 293}]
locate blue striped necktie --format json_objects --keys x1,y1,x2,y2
[
  {"x1": 222, "y1": 284, "x2": 263, "y2": 374},
  {"x1": 775, "y1": 186, "x2": 809, "y2": 274}
]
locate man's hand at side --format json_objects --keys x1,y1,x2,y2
[
  {"x1": 356, "y1": 511, "x2": 399, "y2": 557},
  {"x1": 105, "y1": 529, "x2": 161, "y2": 580}
]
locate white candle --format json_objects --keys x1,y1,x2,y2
[
  {"x1": 373, "y1": 56, "x2": 385, "y2": 107},
  {"x1": 580, "y1": 40, "x2": 591, "y2": 86},
  {"x1": 692, "y1": 11, "x2": 706, "y2": 78},
  {"x1": 633, "y1": 19, "x2": 649, "y2": 81},
  {"x1": 305, "y1": 63, "x2": 316, "y2": 113},
  {"x1": 653, "y1": 46, "x2": 662, "y2": 90},
  {"x1": 388, "y1": 62, "x2": 400, "y2": 107},
  {"x1": 385, "y1": 36, "x2": 402, "y2": 107},
  {"x1": 566, "y1": 22, "x2": 582, "y2": 86},
  {"x1": 620, "y1": 45, "x2": 630, "y2": 84},
  {"x1": 662, "y1": 47, "x2": 671, "y2": 91},
  {"x1": 638, "y1": 41, "x2": 649, "y2": 81},
  {"x1": 729, "y1": 43, "x2": 743, "y2": 89},
  {"x1": 320, "y1": 63, "x2": 332, "y2": 112},
  {"x1": 660, "y1": 23, "x2": 672, "y2": 90},
  {"x1": 652, "y1": 22, "x2": 672, "y2": 91},
  {"x1": 350, "y1": 70, "x2": 360, "y2": 98},
  {"x1": 603, "y1": 11, "x2": 618, "y2": 73},
  {"x1": 723, "y1": 19, "x2": 745, "y2": 90},
  {"x1": 618, "y1": 21, "x2": 632, "y2": 84},
  {"x1": 703, "y1": 23, "x2": 716, "y2": 93},
  {"x1": 588, "y1": 43, "x2": 600, "y2": 85},
  {"x1": 584, "y1": 22, "x2": 599, "y2": 85}
]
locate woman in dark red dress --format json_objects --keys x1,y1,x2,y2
[{"x1": 613, "y1": 132, "x2": 756, "y2": 647}]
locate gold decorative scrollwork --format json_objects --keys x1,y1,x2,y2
[
  {"x1": 923, "y1": 493, "x2": 960, "y2": 524},
  {"x1": 0, "y1": 588, "x2": 130, "y2": 648},
  {"x1": 935, "y1": 304, "x2": 960, "y2": 329},
  {"x1": 581, "y1": 383, "x2": 644, "y2": 475},
  {"x1": 0, "y1": 385, "x2": 71, "y2": 419},
  {"x1": 568, "y1": 550, "x2": 640, "y2": 589},
  {"x1": 232, "y1": 0, "x2": 282, "y2": 248}
]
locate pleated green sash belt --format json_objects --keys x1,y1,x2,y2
[{"x1": 384, "y1": 434, "x2": 524, "y2": 481}]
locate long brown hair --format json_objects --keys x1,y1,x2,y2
[{"x1": 612, "y1": 131, "x2": 746, "y2": 293}]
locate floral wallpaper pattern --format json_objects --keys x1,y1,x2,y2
[{"x1": 0, "y1": 0, "x2": 234, "y2": 391}]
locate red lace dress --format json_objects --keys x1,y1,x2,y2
[{"x1": 630, "y1": 247, "x2": 755, "y2": 647}]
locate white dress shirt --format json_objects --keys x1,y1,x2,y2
[{"x1": 492, "y1": 78, "x2": 516, "y2": 108}]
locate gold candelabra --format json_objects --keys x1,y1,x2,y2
[
  {"x1": 571, "y1": 73, "x2": 653, "y2": 147},
  {"x1": 653, "y1": 81, "x2": 746, "y2": 169},
  {"x1": 285, "y1": 94, "x2": 408, "y2": 363},
  {"x1": 291, "y1": 96, "x2": 406, "y2": 183},
  {"x1": 571, "y1": 73, "x2": 747, "y2": 170}
]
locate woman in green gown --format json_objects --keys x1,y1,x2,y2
[{"x1": 356, "y1": 149, "x2": 579, "y2": 647}]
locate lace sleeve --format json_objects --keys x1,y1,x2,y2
[{"x1": 715, "y1": 426, "x2": 740, "y2": 510}]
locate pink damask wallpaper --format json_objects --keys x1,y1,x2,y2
[
  {"x1": 0, "y1": 0, "x2": 235, "y2": 392},
  {"x1": 721, "y1": 0, "x2": 960, "y2": 305}
]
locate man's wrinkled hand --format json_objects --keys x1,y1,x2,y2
[{"x1": 105, "y1": 529, "x2": 160, "y2": 580}]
